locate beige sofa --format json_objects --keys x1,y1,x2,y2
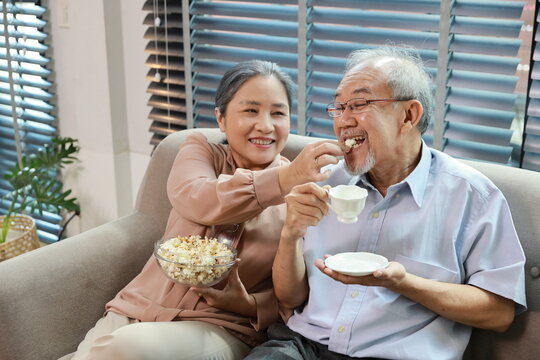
[{"x1": 0, "y1": 128, "x2": 538, "y2": 360}]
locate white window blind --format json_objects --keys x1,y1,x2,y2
[
  {"x1": 0, "y1": 0, "x2": 60, "y2": 243},
  {"x1": 144, "y1": 0, "x2": 532, "y2": 169}
]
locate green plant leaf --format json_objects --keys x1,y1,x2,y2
[
  {"x1": 2, "y1": 136, "x2": 81, "y2": 235},
  {"x1": 1, "y1": 215, "x2": 10, "y2": 244}
]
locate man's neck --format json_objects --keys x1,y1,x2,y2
[{"x1": 368, "y1": 139, "x2": 422, "y2": 197}]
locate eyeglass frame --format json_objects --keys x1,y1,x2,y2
[{"x1": 326, "y1": 97, "x2": 414, "y2": 118}]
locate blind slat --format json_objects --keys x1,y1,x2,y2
[
  {"x1": 191, "y1": 2, "x2": 297, "y2": 22},
  {"x1": 191, "y1": 17, "x2": 297, "y2": 38}
]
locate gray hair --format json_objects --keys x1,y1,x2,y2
[
  {"x1": 215, "y1": 60, "x2": 295, "y2": 116},
  {"x1": 345, "y1": 47, "x2": 433, "y2": 134}
]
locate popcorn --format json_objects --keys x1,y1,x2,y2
[
  {"x1": 344, "y1": 138, "x2": 357, "y2": 149},
  {"x1": 155, "y1": 235, "x2": 236, "y2": 286},
  {"x1": 344, "y1": 136, "x2": 365, "y2": 152}
]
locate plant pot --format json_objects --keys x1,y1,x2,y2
[{"x1": 0, "y1": 214, "x2": 40, "y2": 262}]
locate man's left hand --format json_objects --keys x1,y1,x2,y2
[{"x1": 314, "y1": 256, "x2": 406, "y2": 289}]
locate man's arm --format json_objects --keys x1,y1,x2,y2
[
  {"x1": 273, "y1": 183, "x2": 330, "y2": 309},
  {"x1": 394, "y1": 271, "x2": 515, "y2": 332},
  {"x1": 315, "y1": 260, "x2": 515, "y2": 332},
  {"x1": 272, "y1": 228, "x2": 308, "y2": 309}
]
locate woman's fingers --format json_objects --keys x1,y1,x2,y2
[
  {"x1": 279, "y1": 140, "x2": 344, "y2": 194},
  {"x1": 311, "y1": 140, "x2": 343, "y2": 168}
]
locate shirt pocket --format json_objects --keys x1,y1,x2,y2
[
  {"x1": 396, "y1": 254, "x2": 459, "y2": 283},
  {"x1": 383, "y1": 255, "x2": 459, "y2": 319}
]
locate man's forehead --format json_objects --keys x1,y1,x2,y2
[
  {"x1": 335, "y1": 66, "x2": 381, "y2": 98},
  {"x1": 334, "y1": 87, "x2": 373, "y2": 99}
]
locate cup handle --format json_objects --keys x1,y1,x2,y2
[{"x1": 324, "y1": 188, "x2": 334, "y2": 213}]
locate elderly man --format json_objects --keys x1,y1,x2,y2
[{"x1": 245, "y1": 47, "x2": 527, "y2": 360}]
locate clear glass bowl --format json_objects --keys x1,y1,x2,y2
[{"x1": 154, "y1": 236, "x2": 237, "y2": 287}]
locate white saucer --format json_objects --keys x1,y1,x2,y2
[{"x1": 324, "y1": 252, "x2": 389, "y2": 276}]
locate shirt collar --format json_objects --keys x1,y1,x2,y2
[
  {"x1": 403, "y1": 141, "x2": 431, "y2": 207},
  {"x1": 357, "y1": 141, "x2": 431, "y2": 208}
]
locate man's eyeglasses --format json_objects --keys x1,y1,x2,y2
[{"x1": 326, "y1": 97, "x2": 414, "y2": 118}]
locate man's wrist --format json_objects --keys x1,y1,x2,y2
[{"x1": 280, "y1": 226, "x2": 304, "y2": 244}]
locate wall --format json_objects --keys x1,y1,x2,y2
[{"x1": 46, "y1": 0, "x2": 151, "y2": 236}]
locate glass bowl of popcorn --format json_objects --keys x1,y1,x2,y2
[{"x1": 154, "y1": 235, "x2": 237, "y2": 287}]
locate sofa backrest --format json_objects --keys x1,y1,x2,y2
[{"x1": 141, "y1": 128, "x2": 539, "y2": 358}]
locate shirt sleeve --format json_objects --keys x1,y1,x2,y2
[
  {"x1": 463, "y1": 187, "x2": 527, "y2": 314},
  {"x1": 166, "y1": 132, "x2": 287, "y2": 225}
]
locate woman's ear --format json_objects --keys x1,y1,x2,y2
[
  {"x1": 400, "y1": 100, "x2": 423, "y2": 134},
  {"x1": 215, "y1": 107, "x2": 226, "y2": 133}
]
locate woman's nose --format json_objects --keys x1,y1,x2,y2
[{"x1": 255, "y1": 113, "x2": 273, "y2": 132}]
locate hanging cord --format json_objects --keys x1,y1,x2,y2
[
  {"x1": 163, "y1": 0, "x2": 171, "y2": 130},
  {"x1": 152, "y1": 0, "x2": 160, "y2": 81},
  {"x1": 57, "y1": 210, "x2": 80, "y2": 241},
  {"x1": 2, "y1": 0, "x2": 23, "y2": 167}
]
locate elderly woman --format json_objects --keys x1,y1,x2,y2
[{"x1": 63, "y1": 60, "x2": 343, "y2": 360}]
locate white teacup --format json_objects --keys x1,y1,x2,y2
[{"x1": 328, "y1": 185, "x2": 368, "y2": 223}]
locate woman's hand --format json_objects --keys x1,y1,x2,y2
[
  {"x1": 192, "y1": 260, "x2": 257, "y2": 317},
  {"x1": 278, "y1": 140, "x2": 343, "y2": 194}
]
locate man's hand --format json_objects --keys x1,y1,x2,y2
[
  {"x1": 315, "y1": 256, "x2": 406, "y2": 289},
  {"x1": 192, "y1": 260, "x2": 257, "y2": 317},
  {"x1": 282, "y1": 183, "x2": 331, "y2": 242}
]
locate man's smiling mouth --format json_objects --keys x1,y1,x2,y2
[{"x1": 344, "y1": 136, "x2": 365, "y2": 152}]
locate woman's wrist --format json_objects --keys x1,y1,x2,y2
[
  {"x1": 247, "y1": 294, "x2": 257, "y2": 317},
  {"x1": 278, "y1": 165, "x2": 295, "y2": 195}
]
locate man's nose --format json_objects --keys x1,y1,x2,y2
[{"x1": 334, "y1": 110, "x2": 358, "y2": 128}]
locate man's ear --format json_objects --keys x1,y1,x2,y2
[
  {"x1": 215, "y1": 107, "x2": 226, "y2": 133},
  {"x1": 400, "y1": 100, "x2": 423, "y2": 134}
]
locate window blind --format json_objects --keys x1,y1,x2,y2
[
  {"x1": 143, "y1": 0, "x2": 185, "y2": 145},
  {"x1": 524, "y1": 1, "x2": 540, "y2": 171},
  {"x1": 190, "y1": 0, "x2": 300, "y2": 131},
  {"x1": 308, "y1": 0, "x2": 524, "y2": 164},
  {"x1": 144, "y1": 0, "x2": 531, "y2": 168},
  {"x1": 0, "y1": 0, "x2": 60, "y2": 243}
]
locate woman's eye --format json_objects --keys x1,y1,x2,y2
[
  {"x1": 245, "y1": 108, "x2": 257, "y2": 113},
  {"x1": 273, "y1": 111, "x2": 287, "y2": 116}
]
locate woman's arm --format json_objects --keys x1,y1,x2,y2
[
  {"x1": 192, "y1": 264, "x2": 279, "y2": 330},
  {"x1": 168, "y1": 133, "x2": 343, "y2": 226},
  {"x1": 167, "y1": 133, "x2": 284, "y2": 225}
]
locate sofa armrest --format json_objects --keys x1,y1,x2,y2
[{"x1": 0, "y1": 211, "x2": 163, "y2": 360}]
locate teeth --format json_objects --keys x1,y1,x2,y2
[
  {"x1": 250, "y1": 139, "x2": 273, "y2": 145},
  {"x1": 344, "y1": 136, "x2": 365, "y2": 150}
]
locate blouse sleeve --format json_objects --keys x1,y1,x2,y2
[
  {"x1": 249, "y1": 288, "x2": 280, "y2": 331},
  {"x1": 166, "y1": 132, "x2": 287, "y2": 225}
]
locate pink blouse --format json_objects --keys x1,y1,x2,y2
[{"x1": 106, "y1": 132, "x2": 289, "y2": 344}]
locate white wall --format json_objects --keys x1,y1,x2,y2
[{"x1": 47, "y1": 0, "x2": 151, "y2": 235}]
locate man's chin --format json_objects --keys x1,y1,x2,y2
[{"x1": 344, "y1": 153, "x2": 375, "y2": 176}]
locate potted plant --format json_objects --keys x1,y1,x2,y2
[{"x1": 0, "y1": 136, "x2": 81, "y2": 261}]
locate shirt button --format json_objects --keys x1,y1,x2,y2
[
  {"x1": 338, "y1": 326, "x2": 346, "y2": 333},
  {"x1": 351, "y1": 291, "x2": 359, "y2": 298},
  {"x1": 395, "y1": 193, "x2": 400, "y2": 198},
  {"x1": 372, "y1": 212, "x2": 380, "y2": 219}
]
